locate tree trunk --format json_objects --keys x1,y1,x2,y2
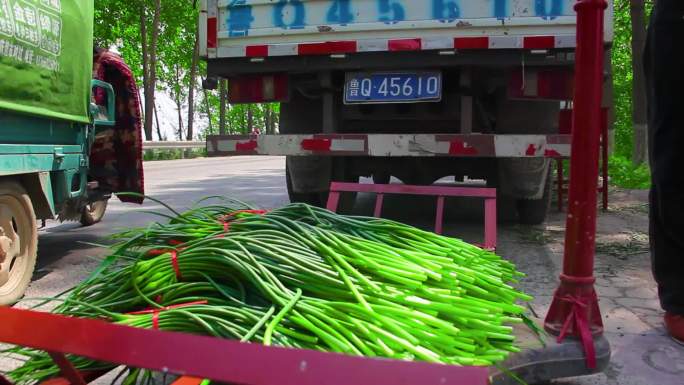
[
  {"x1": 143, "y1": 0, "x2": 161, "y2": 141},
  {"x1": 174, "y1": 64, "x2": 184, "y2": 140},
  {"x1": 202, "y1": 82, "x2": 214, "y2": 133},
  {"x1": 153, "y1": 101, "x2": 164, "y2": 141},
  {"x1": 247, "y1": 105, "x2": 254, "y2": 133},
  {"x1": 630, "y1": 0, "x2": 648, "y2": 165},
  {"x1": 186, "y1": 28, "x2": 200, "y2": 140},
  {"x1": 219, "y1": 80, "x2": 227, "y2": 134},
  {"x1": 264, "y1": 104, "x2": 271, "y2": 134},
  {"x1": 176, "y1": 97, "x2": 184, "y2": 141},
  {"x1": 268, "y1": 104, "x2": 276, "y2": 134},
  {"x1": 139, "y1": 4, "x2": 153, "y2": 140}
]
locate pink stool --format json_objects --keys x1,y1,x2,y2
[{"x1": 326, "y1": 182, "x2": 497, "y2": 251}]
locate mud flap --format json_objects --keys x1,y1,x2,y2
[
  {"x1": 286, "y1": 156, "x2": 333, "y2": 193},
  {"x1": 498, "y1": 158, "x2": 551, "y2": 200}
]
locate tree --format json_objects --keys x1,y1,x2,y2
[
  {"x1": 629, "y1": 0, "x2": 648, "y2": 165},
  {"x1": 140, "y1": 0, "x2": 162, "y2": 141},
  {"x1": 219, "y1": 80, "x2": 228, "y2": 135},
  {"x1": 247, "y1": 105, "x2": 254, "y2": 133},
  {"x1": 611, "y1": 0, "x2": 653, "y2": 165},
  {"x1": 93, "y1": 0, "x2": 280, "y2": 141},
  {"x1": 187, "y1": 28, "x2": 200, "y2": 140}
]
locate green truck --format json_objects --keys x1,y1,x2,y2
[{"x1": 0, "y1": 1, "x2": 140, "y2": 304}]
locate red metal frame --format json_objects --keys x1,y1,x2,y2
[
  {"x1": 0, "y1": 307, "x2": 489, "y2": 385},
  {"x1": 326, "y1": 182, "x2": 497, "y2": 250},
  {"x1": 544, "y1": 0, "x2": 607, "y2": 370},
  {"x1": 47, "y1": 352, "x2": 87, "y2": 385}
]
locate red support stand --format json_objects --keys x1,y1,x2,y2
[
  {"x1": 544, "y1": 0, "x2": 607, "y2": 370},
  {"x1": 327, "y1": 182, "x2": 497, "y2": 250},
  {"x1": 47, "y1": 352, "x2": 87, "y2": 385}
]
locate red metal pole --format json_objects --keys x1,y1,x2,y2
[{"x1": 544, "y1": 0, "x2": 607, "y2": 370}]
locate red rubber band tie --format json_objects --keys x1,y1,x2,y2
[
  {"x1": 147, "y1": 248, "x2": 167, "y2": 257},
  {"x1": 152, "y1": 311, "x2": 160, "y2": 330},
  {"x1": 128, "y1": 300, "x2": 208, "y2": 330},
  {"x1": 231, "y1": 209, "x2": 269, "y2": 216},
  {"x1": 147, "y1": 239, "x2": 185, "y2": 256},
  {"x1": 170, "y1": 250, "x2": 182, "y2": 281}
]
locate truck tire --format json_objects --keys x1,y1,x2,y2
[
  {"x1": 0, "y1": 181, "x2": 38, "y2": 305},
  {"x1": 516, "y1": 172, "x2": 552, "y2": 225},
  {"x1": 281, "y1": 91, "x2": 357, "y2": 213},
  {"x1": 494, "y1": 87, "x2": 557, "y2": 225},
  {"x1": 80, "y1": 199, "x2": 108, "y2": 226}
]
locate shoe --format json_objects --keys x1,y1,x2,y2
[{"x1": 664, "y1": 312, "x2": 684, "y2": 346}]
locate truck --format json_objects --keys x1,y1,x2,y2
[
  {"x1": 201, "y1": 0, "x2": 613, "y2": 223},
  {"x1": 0, "y1": 0, "x2": 142, "y2": 304}
]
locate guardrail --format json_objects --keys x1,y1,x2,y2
[{"x1": 143, "y1": 141, "x2": 205, "y2": 149}]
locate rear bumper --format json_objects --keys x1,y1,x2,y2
[{"x1": 206, "y1": 134, "x2": 571, "y2": 158}]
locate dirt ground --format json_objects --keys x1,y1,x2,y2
[{"x1": 503, "y1": 188, "x2": 683, "y2": 385}]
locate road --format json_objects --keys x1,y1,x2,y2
[
  {"x1": 28, "y1": 157, "x2": 289, "y2": 301},
  {"x1": 10, "y1": 157, "x2": 684, "y2": 385}
]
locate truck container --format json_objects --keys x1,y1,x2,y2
[{"x1": 201, "y1": 0, "x2": 614, "y2": 224}]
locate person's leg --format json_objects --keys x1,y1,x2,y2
[{"x1": 645, "y1": 3, "x2": 684, "y2": 342}]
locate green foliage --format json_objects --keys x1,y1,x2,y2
[
  {"x1": 611, "y1": 0, "x2": 653, "y2": 159},
  {"x1": 611, "y1": 0, "x2": 633, "y2": 158},
  {"x1": 143, "y1": 148, "x2": 207, "y2": 161},
  {"x1": 608, "y1": 155, "x2": 651, "y2": 189},
  {"x1": 94, "y1": 0, "x2": 279, "y2": 140}
]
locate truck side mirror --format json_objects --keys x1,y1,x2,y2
[{"x1": 90, "y1": 79, "x2": 116, "y2": 126}]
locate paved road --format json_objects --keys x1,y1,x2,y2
[
  {"x1": 28, "y1": 157, "x2": 289, "y2": 302},
  {"x1": 9, "y1": 157, "x2": 684, "y2": 385}
]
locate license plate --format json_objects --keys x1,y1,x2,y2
[{"x1": 344, "y1": 72, "x2": 442, "y2": 104}]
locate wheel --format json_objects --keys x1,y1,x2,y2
[
  {"x1": 0, "y1": 181, "x2": 38, "y2": 305},
  {"x1": 516, "y1": 173, "x2": 552, "y2": 225},
  {"x1": 80, "y1": 199, "x2": 109, "y2": 226},
  {"x1": 494, "y1": 87, "x2": 556, "y2": 225}
]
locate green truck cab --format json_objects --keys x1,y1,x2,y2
[{"x1": 0, "y1": 1, "x2": 136, "y2": 304}]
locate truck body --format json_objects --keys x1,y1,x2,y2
[
  {"x1": 201, "y1": 0, "x2": 614, "y2": 222},
  {"x1": 0, "y1": 0, "x2": 134, "y2": 304}
]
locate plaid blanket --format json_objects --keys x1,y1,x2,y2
[{"x1": 91, "y1": 50, "x2": 145, "y2": 204}]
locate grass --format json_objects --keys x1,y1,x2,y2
[
  {"x1": 595, "y1": 232, "x2": 649, "y2": 259},
  {"x1": 609, "y1": 202, "x2": 649, "y2": 215},
  {"x1": 608, "y1": 156, "x2": 651, "y2": 190},
  {"x1": 514, "y1": 226, "x2": 555, "y2": 245},
  {"x1": 143, "y1": 148, "x2": 207, "y2": 161}
]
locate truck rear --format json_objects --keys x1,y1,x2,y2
[{"x1": 201, "y1": 0, "x2": 614, "y2": 223}]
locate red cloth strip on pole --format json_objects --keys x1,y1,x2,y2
[
  {"x1": 127, "y1": 300, "x2": 209, "y2": 330},
  {"x1": 556, "y1": 294, "x2": 597, "y2": 368}
]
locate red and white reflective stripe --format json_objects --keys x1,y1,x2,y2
[
  {"x1": 216, "y1": 35, "x2": 575, "y2": 58},
  {"x1": 206, "y1": 0, "x2": 218, "y2": 50},
  {"x1": 207, "y1": 134, "x2": 571, "y2": 158}
]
